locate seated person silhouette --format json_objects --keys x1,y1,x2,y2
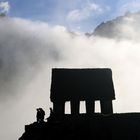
[{"x1": 36, "y1": 108, "x2": 45, "y2": 123}]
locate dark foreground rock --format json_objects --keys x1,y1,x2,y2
[{"x1": 19, "y1": 113, "x2": 140, "y2": 140}]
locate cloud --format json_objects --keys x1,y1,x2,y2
[
  {"x1": 67, "y1": 2, "x2": 103, "y2": 22},
  {"x1": 0, "y1": 17, "x2": 64, "y2": 101},
  {"x1": 2, "y1": 12, "x2": 140, "y2": 140},
  {"x1": 0, "y1": 1, "x2": 10, "y2": 13}
]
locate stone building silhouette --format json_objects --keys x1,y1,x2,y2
[
  {"x1": 51, "y1": 68, "x2": 115, "y2": 117},
  {"x1": 19, "y1": 68, "x2": 140, "y2": 140}
]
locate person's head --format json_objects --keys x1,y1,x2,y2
[
  {"x1": 39, "y1": 108, "x2": 43, "y2": 111},
  {"x1": 36, "y1": 108, "x2": 40, "y2": 111}
]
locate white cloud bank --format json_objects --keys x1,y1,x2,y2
[
  {"x1": 0, "y1": 1, "x2": 10, "y2": 13},
  {"x1": 1, "y1": 13, "x2": 140, "y2": 140}
]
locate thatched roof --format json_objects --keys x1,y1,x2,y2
[{"x1": 50, "y1": 68, "x2": 115, "y2": 102}]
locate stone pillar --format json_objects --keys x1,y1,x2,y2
[
  {"x1": 86, "y1": 99, "x2": 95, "y2": 114},
  {"x1": 100, "y1": 100, "x2": 113, "y2": 114},
  {"x1": 53, "y1": 101, "x2": 65, "y2": 117},
  {"x1": 71, "y1": 100, "x2": 80, "y2": 115}
]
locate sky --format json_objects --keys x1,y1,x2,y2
[
  {"x1": 1, "y1": 0, "x2": 140, "y2": 32},
  {"x1": 1, "y1": 0, "x2": 140, "y2": 140}
]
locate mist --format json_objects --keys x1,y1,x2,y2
[{"x1": 1, "y1": 14, "x2": 140, "y2": 140}]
